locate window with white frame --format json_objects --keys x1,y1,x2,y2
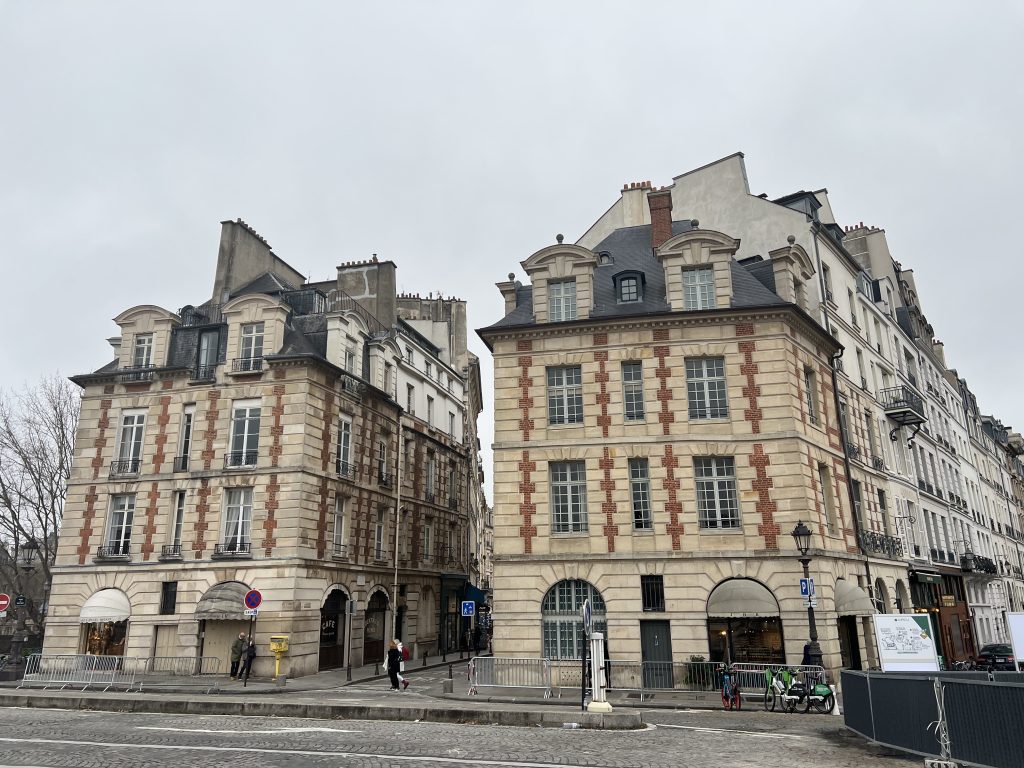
[
  {"x1": 622, "y1": 362, "x2": 645, "y2": 421},
  {"x1": 344, "y1": 342, "x2": 356, "y2": 373},
  {"x1": 423, "y1": 521, "x2": 432, "y2": 561},
  {"x1": 107, "y1": 494, "x2": 135, "y2": 554},
  {"x1": 406, "y1": 384, "x2": 415, "y2": 415},
  {"x1": 629, "y1": 458, "x2": 652, "y2": 530},
  {"x1": 617, "y1": 273, "x2": 642, "y2": 303},
  {"x1": 426, "y1": 361, "x2": 433, "y2": 379},
  {"x1": 240, "y1": 322, "x2": 264, "y2": 362},
  {"x1": 405, "y1": 346, "x2": 414, "y2": 366},
  {"x1": 682, "y1": 267, "x2": 715, "y2": 310},
  {"x1": 170, "y1": 491, "x2": 186, "y2": 549},
  {"x1": 448, "y1": 461, "x2": 458, "y2": 504},
  {"x1": 541, "y1": 580, "x2": 606, "y2": 659},
  {"x1": 377, "y1": 438, "x2": 389, "y2": 483},
  {"x1": 449, "y1": 412, "x2": 456, "y2": 436},
  {"x1": 333, "y1": 496, "x2": 348, "y2": 556},
  {"x1": 115, "y1": 411, "x2": 146, "y2": 473},
  {"x1": 375, "y1": 507, "x2": 386, "y2": 560},
  {"x1": 176, "y1": 405, "x2": 195, "y2": 471},
  {"x1": 550, "y1": 460, "x2": 588, "y2": 533},
  {"x1": 548, "y1": 279, "x2": 577, "y2": 322},
  {"x1": 695, "y1": 457, "x2": 739, "y2": 529},
  {"x1": 686, "y1": 357, "x2": 728, "y2": 419},
  {"x1": 819, "y1": 463, "x2": 838, "y2": 534},
  {"x1": 222, "y1": 487, "x2": 252, "y2": 549},
  {"x1": 426, "y1": 453, "x2": 436, "y2": 499},
  {"x1": 426, "y1": 396, "x2": 434, "y2": 427},
  {"x1": 336, "y1": 417, "x2": 353, "y2": 476},
  {"x1": 133, "y1": 333, "x2": 153, "y2": 368},
  {"x1": 228, "y1": 402, "x2": 260, "y2": 467},
  {"x1": 547, "y1": 366, "x2": 583, "y2": 425},
  {"x1": 805, "y1": 367, "x2": 819, "y2": 425}
]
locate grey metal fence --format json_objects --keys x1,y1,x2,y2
[
  {"x1": 468, "y1": 656, "x2": 552, "y2": 698},
  {"x1": 842, "y1": 669, "x2": 1024, "y2": 768},
  {"x1": 19, "y1": 654, "x2": 224, "y2": 693}
]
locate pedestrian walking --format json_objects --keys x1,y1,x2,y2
[
  {"x1": 385, "y1": 639, "x2": 403, "y2": 690},
  {"x1": 239, "y1": 636, "x2": 257, "y2": 681},
  {"x1": 397, "y1": 639, "x2": 410, "y2": 690},
  {"x1": 229, "y1": 632, "x2": 246, "y2": 679}
]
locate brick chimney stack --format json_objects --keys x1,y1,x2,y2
[{"x1": 647, "y1": 188, "x2": 673, "y2": 249}]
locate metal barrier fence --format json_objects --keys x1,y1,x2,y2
[
  {"x1": 731, "y1": 663, "x2": 826, "y2": 701},
  {"x1": 468, "y1": 656, "x2": 552, "y2": 698},
  {"x1": 18, "y1": 654, "x2": 224, "y2": 692},
  {"x1": 842, "y1": 669, "x2": 1024, "y2": 768}
]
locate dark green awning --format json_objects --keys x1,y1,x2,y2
[{"x1": 465, "y1": 583, "x2": 488, "y2": 605}]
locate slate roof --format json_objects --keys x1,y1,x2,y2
[
  {"x1": 484, "y1": 221, "x2": 787, "y2": 330},
  {"x1": 230, "y1": 271, "x2": 298, "y2": 298}
]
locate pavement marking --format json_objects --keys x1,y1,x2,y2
[
  {"x1": 653, "y1": 723, "x2": 806, "y2": 739},
  {"x1": 0, "y1": 738, "x2": 626, "y2": 768},
  {"x1": 137, "y1": 726, "x2": 363, "y2": 735}
]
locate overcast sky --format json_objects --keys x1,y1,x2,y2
[{"x1": 2, "y1": 1, "x2": 1022, "y2": 499}]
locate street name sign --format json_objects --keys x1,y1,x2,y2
[{"x1": 243, "y1": 608, "x2": 260, "y2": 617}]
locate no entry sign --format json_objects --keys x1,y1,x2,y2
[{"x1": 0, "y1": 594, "x2": 9, "y2": 611}]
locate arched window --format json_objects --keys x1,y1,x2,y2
[{"x1": 541, "y1": 580, "x2": 606, "y2": 659}]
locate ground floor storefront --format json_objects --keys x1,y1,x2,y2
[{"x1": 909, "y1": 568, "x2": 976, "y2": 666}]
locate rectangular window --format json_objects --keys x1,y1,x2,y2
[
  {"x1": 423, "y1": 522, "x2": 432, "y2": 562},
  {"x1": 171, "y1": 490, "x2": 186, "y2": 548},
  {"x1": 176, "y1": 406, "x2": 195, "y2": 471},
  {"x1": 405, "y1": 346, "x2": 414, "y2": 366},
  {"x1": 427, "y1": 396, "x2": 434, "y2": 427},
  {"x1": 159, "y1": 581, "x2": 177, "y2": 615},
  {"x1": 336, "y1": 417, "x2": 353, "y2": 476},
  {"x1": 819, "y1": 463, "x2": 838, "y2": 534},
  {"x1": 686, "y1": 357, "x2": 728, "y2": 419},
  {"x1": 851, "y1": 480, "x2": 863, "y2": 525},
  {"x1": 629, "y1": 458, "x2": 652, "y2": 530},
  {"x1": 449, "y1": 412, "x2": 456, "y2": 436},
  {"x1": 333, "y1": 496, "x2": 348, "y2": 556},
  {"x1": 344, "y1": 343, "x2": 356, "y2": 373},
  {"x1": 107, "y1": 494, "x2": 135, "y2": 554},
  {"x1": 550, "y1": 460, "x2": 588, "y2": 533},
  {"x1": 448, "y1": 461, "x2": 458, "y2": 506},
  {"x1": 406, "y1": 384, "x2": 415, "y2": 415},
  {"x1": 426, "y1": 454, "x2": 436, "y2": 498},
  {"x1": 695, "y1": 457, "x2": 739, "y2": 529},
  {"x1": 377, "y1": 438, "x2": 389, "y2": 483},
  {"x1": 196, "y1": 329, "x2": 219, "y2": 379},
  {"x1": 375, "y1": 507, "x2": 386, "y2": 560},
  {"x1": 865, "y1": 409, "x2": 877, "y2": 455},
  {"x1": 619, "y1": 276, "x2": 640, "y2": 302},
  {"x1": 547, "y1": 366, "x2": 583, "y2": 425},
  {"x1": 641, "y1": 575, "x2": 665, "y2": 612},
  {"x1": 549, "y1": 279, "x2": 577, "y2": 322},
  {"x1": 682, "y1": 267, "x2": 715, "y2": 310},
  {"x1": 133, "y1": 333, "x2": 153, "y2": 368},
  {"x1": 622, "y1": 362, "x2": 645, "y2": 421},
  {"x1": 228, "y1": 404, "x2": 260, "y2": 467},
  {"x1": 426, "y1": 362, "x2": 433, "y2": 379},
  {"x1": 878, "y1": 489, "x2": 891, "y2": 536},
  {"x1": 240, "y1": 322, "x2": 264, "y2": 360},
  {"x1": 222, "y1": 488, "x2": 252, "y2": 547},
  {"x1": 116, "y1": 411, "x2": 146, "y2": 470},
  {"x1": 384, "y1": 362, "x2": 393, "y2": 394},
  {"x1": 838, "y1": 400, "x2": 849, "y2": 443},
  {"x1": 804, "y1": 368, "x2": 819, "y2": 425}
]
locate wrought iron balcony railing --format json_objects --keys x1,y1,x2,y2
[
  {"x1": 336, "y1": 459, "x2": 355, "y2": 478},
  {"x1": 231, "y1": 357, "x2": 264, "y2": 373},
  {"x1": 178, "y1": 304, "x2": 225, "y2": 326},
  {"x1": 109, "y1": 458, "x2": 141, "y2": 477},
  {"x1": 871, "y1": 455, "x2": 885, "y2": 471},
  {"x1": 378, "y1": 470, "x2": 393, "y2": 488},
  {"x1": 961, "y1": 553, "x2": 998, "y2": 575},
  {"x1": 448, "y1": 497, "x2": 458, "y2": 511},
  {"x1": 424, "y1": 491, "x2": 435, "y2": 503},
  {"x1": 173, "y1": 455, "x2": 189, "y2": 473},
  {"x1": 331, "y1": 543, "x2": 348, "y2": 558},
  {"x1": 96, "y1": 543, "x2": 131, "y2": 560},
  {"x1": 160, "y1": 544, "x2": 182, "y2": 560},
  {"x1": 192, "y1": 364, "x2": 217, "y2": 381},
  {"x1": 213, "y1": 541, "x2": 251, "y2": 557},
  {"x1": 846, "y1": 443, "x2": 862, "y2": 460},
  {"x1": 880, "y1": 385, "x2": 927, "y2": 426},
  {"x1": 118, "y1": 365, "x2": 156, "y2": 383},
  {"x1": 225, "y1": 451, "x2": 258, "y2": 468},
  {"x1": 859, "y1": 529, "x2": 904, "y2": 560}
]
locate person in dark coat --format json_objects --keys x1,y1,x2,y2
[
  {"x1": 386, "y1": 639, "x2": 402, "y2": 690},
  {"x1": 229, "y1": 632, "x2": 246, "y2": 679},
  {"x1": 239, "y1": 637, "x2": 257, "y2": 680}
]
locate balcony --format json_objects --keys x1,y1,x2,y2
[
  {"x1": 871, "y1": 455, "x2": 885, "y2": 471},
  {"x1": 109, "y1": 458, "x2": 141, "y2": 478},
  {"x1": 378, "y1": 470, "x2": 393, "y2": 488},
  {"x1": 231, "y1": 357, "x2": 264, "y2": 374},
  {"x1": 424, "y1": 491, "x2": 436, "y2": 504},
  {"x1": 192, "y1": 364, "x2": 217, "y2": 381},
  {"x1": 880, "y1": 385, "x2": 927, "y2": 428},
  {"x1": 117, "y1": 365, "x2": 156, "y2": 383},
  {"x1": 860, "y1": 529, "x2": 904, "y2": 560},
  {"x1": 178, "y1": 304, "x2": 224, "y2": 327},
  {"x1": 95, "y1": 543, "x2": 131, "y2": 561},
  {"x1": 225, "y1": 451, "x2": 258, "y2": 469},
  {"x1": 213, "y1": 541, "x2": 251, "y2": 558},
  {"x1": 846, "y1": 442, "x2": 862, "y2": 460},
  {"x1": 331, "y1": 543, "x2": 348, "y2": 559},
  {"x1": 336, "y1": 459, "x2": 355, "y2": 479},
  {"x1": 159, "y1": 544, "x2": 183, "y2": 561},
  {"x1": 961, "y1": 553, "x2": 998, "y2": 576},
  {"x1": 173, "y1": 455, "x2": 189, "y2": 473},
  {"x1": 448, "y1": 497, "x2": 459, "y2": 511}
]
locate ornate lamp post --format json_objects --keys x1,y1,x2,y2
[
  {"x1": 792, "y1": 521, "x2": 823, "y2": 668},
  {"x1": 8, "y1": 540, "x2": 39, "y2": 669}
]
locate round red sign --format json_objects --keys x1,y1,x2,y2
[
  {"x1": 243, "y1": 589, "x2": 262, "y2": 610},
  {"x1": 0, "y1": 593, "x2": 10, "y2": 611}
]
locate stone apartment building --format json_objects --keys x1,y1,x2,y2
[
  {"x1": 480, "y1": 154, "x2": 1024, "y2": 674},
  {"x1": 44, "y1": 219, "x2": 487, "y2": 678}
]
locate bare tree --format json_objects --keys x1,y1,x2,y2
[{"x1": 0, "y1": 375, "x2": 79, "y2": 634}]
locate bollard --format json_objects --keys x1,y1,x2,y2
[
  {"x1": 448, "y1": 663, "x2": 454, "y2": 680},
  {"x1": 830, "y1": 684, "x2": 841, "y2": 716},
  {"x1": 442, "y1": 649, "x2": 447, "y2": 662},
  {"x1": 374, "y1": 662, "x2": 380, "y2": 676},
  {"x1": 422, "y1": 654, "x2": 427, "y2": 667},
  {"x1": 346, "y1": 664, "x2": 352, "y2": 682}
]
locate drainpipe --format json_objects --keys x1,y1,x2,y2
[{"x1": 392, "y1": 405, "x2": 404, "y2": 645}]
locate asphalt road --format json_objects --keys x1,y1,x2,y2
[{"x1": 0, "y1": 706, "x2": 913, "y2": 768}]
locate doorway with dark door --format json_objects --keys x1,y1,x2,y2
[
  {"x1": 362, "y1": 591, "x2": 388, "y2": 664},
  {"x1": 319, "y1": 588, "x2": 347, "y2": 671},
  {"x1": 838, "y1": 615, "x2": 862, "y2": 669},
  {"x1": 640, "y1": 620, "x2": 673, "y2": 689}
]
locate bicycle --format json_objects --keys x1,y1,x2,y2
[
  {"x1": 720, "y1": 663, "x2": 741, "y2": 711},
  {"x1": 764, "y1": 666, "x2": 834, "y2": 714}
]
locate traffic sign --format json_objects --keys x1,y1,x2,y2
[
  {"x1": 14, "y1": 595, "x2": 26, "y2": 607},
  {"x1": 461, "y1": 600, "x2": 475, "y2": 617},
  {"x1": 243, "y1": 589, "x2": 263, "y2": 610},
  {"x1": 0, "y1": 593, "x2": 9, "y2": 612},
  {"x1": 0, "y1": 611, "x2": 6, "y2": 619},
  {"x1": 243, "y1": 608, "x2": 260, "y2": 617},
  {"x1": 802, "y1": 598, "x2": 818, "y2": 609},
  {"x1": 799, "y1": 578, "x2": 815, "y2": 598},
  {"x1": 582, "y1": 598, "x2": 592, "y2": 636}
]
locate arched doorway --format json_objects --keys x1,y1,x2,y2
[
  {"x1": 706, "y1": 578, "x2": 784, "y2": 664},
  {"x1": 80, "y1": 588, "x2": 131, "y2": 656},
  {"x1": 319, "y1": 588, "x2": 348, "y2": 671},
  {"x1": 195, "y1": 581, "x2": 250, "y2": 673},
  {"x1": 874, "y1": 579, "x2": 891, "y2": 614},
  {"x1": 895, "y1": 580, "x2": 911, "y2": 613},
  {"x1": 835, "y1": 578, "x2": 875, "y2": 669},
  {"x1": 540, "y1": 579, "x2": 606, "y2": 659},
  {"x1": 363, "y1": 590, "x2": 389, "y2": 663}
]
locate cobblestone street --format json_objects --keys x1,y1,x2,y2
[{"x1": 0, "y1": 706, "x2": 913, "y2": 767}]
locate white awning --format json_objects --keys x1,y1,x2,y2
[
  {"x1": 79, "y1": 589, "x2": 131, "y2": 624},
  {"x1": 195, "y1": 581, "x2": 249, "y2": 621},
  {"x1": 835, "y1": 579, "x2": 876, "y2": 616},
  {"x1": 707, "y1": 579, "x2": 780, "y2": 618}
]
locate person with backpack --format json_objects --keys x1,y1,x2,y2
[
  {"x1": 239, "y1": 636, "x2": 257, "y2": 681},
  {"x1": 396, "y1": 639, "x2": 410, "y2": 690},
  {"x1": 385, "y1": 639, "x2": 403, "y2": 691}
]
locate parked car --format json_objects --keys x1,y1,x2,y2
[{"x1": 975, "y1": 643, "x2": 1016, "y2": 671}]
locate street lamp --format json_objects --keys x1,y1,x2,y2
[{"x1": 792, "y1": 521, "x2": 823, "y2": 668}]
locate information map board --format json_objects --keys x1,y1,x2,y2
[{"x1": 873, "y1": 613, "x2": 940, "y2": 672}]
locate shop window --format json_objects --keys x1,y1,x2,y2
[
  {"x1": 641, "y1": 575, "x2": 665, "y2": 612},
  {"x1": 159, "y1": 581, "x2": 178, "y2": 615}
]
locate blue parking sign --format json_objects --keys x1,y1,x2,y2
[
  {"x1": 799, "y1": 578, "x2": 815, "y2": 597},
  {"x1": 461, "y1": 601, "x2": 475, "y2": 617}
]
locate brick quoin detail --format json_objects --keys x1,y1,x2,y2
[
  {"x1": 201, "y1": 390, "x2": 221, "y2": 470},
  {"x1": 739, "y1": 340, "x2": 762, "y2": 434},
  {"x1": 653, "y1": 328, "x2": 669, "y2": 342},
  {"x1": 152, "y1": 396, "x2": 172, "y2": 474},
  {"x1": 517, "y1": 356, "x2": 535, "y2": 441},
  {"x1": 750, "y1": 444, "x2": 780, "y2": 549},
  {"x1": 91, "y1": 399, "x2": 112, "y2": 480},
  {"x1": 593, "y1": 333, "x2": 608, "y2": 346},
  {"x1": 192, "y1": 478, "x2": 211, "y2": 557},
  {"x1": 736, "y1": 322, "x2": 755, "y2": 336},
  {"x1": 595, "y1": 350, "x2": 611, "y2": 439},
  {"x1": 315, "y1": 477, "x2": 330, "y2": 558},
  {"x1": 264, "y1": 473, "x2": 281, "y2": 556},
  {"x1": 76, "y1": 485, "x2": 99, "y2": 564},
  {"x1": 320, "y1": 391, "x2": 336, "y2": 472},
  {"x1": 599, "y1": 447, "x2": 619, "y2": 552},
  {"x1": 654, "y1": 345, "x2": 674, "y2": 436},
  {"x1": 518, "y1": 450, "x2": 538, "y2": 553},
  {"x1": 517, "y1": 339, "x2": 533, "y2": 352},
  {"x1": 662, "y1": 446, "x2": 684, "y2": 549},
  {"x1": 141, "y1": 481, "x2": 160, "y2": 561},
  {"x1": 270, "y1": 384, "x2": 286, "y2": 468}
]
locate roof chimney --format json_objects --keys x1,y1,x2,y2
[{"x1": 647, "y1": 188, "x2": 673, "y2": 249}]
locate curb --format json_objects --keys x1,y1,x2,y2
[
  {"x1": 443, "y1": 692, "x2": 724, "y2": 711},
  {"x1": 0, "y1": 692, "x2": 643, "y2": 730}
]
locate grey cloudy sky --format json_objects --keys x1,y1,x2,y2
[{"x1": 2, "y1": 1, "x2": 1022, "y2": 497}]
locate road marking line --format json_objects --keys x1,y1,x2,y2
[
  {"x1": 0, "y1": 737, "x2": 624, "y2": 767},
  {"x1": 653, "y1": 723, "x2": 806, "y2": 739},
  {"x1": 137, "y1": 726, "x2": 362, "y2": 735}
]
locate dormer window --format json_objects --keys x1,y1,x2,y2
[
  {"x1": 133, "y1": 334, "x2": 153, "y2": 368},
  {"x1": 682, "y1": 267, "x2": 715, "y2": 310},
  {"x1": 614, "y1": 272, "x2": 644, "y2": 304},
  {"x1": 549, "y1": 279, "x2": 577, "y2": 322},
  {"x1": 240, "y1": 323, "x2": 264, "y2": 360}
]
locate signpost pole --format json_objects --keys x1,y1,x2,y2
[
  {"x1": 581, "y1": 598, "x2": 591, "y2": 712},
  {"x1": 243, "y1": 612, "x2": 256, "y2": 687},
  {"x1": 241, "y1": 589, "x2": 263, "y2": 687}
]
